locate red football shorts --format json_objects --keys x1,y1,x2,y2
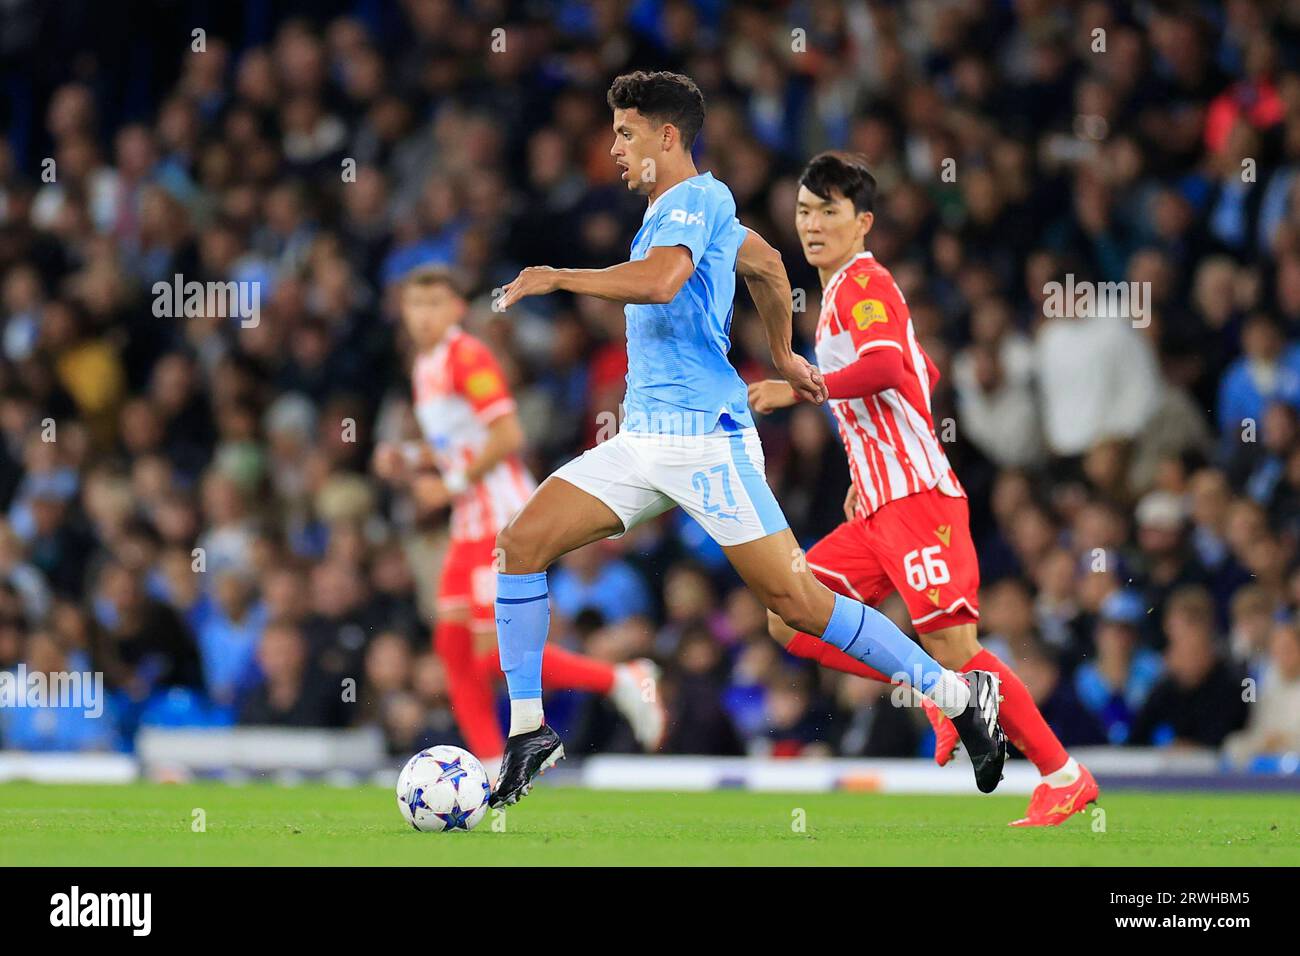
[
  {"x1": 806, "y1": 488, "x2": 980, "y2": 634},
  {"x1": 437, "y1": 535, "x2": 499, "y2": 626}
]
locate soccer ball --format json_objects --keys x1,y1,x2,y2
[{"x1": 396, "y1": 746, "x2": 492, "y2": 833}]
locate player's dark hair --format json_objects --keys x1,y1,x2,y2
[
  {"x1": 606, "y1": 71, "x2": 705, "y2": 150},
  {"x1": 799, "y1": 151, "x2": 878, "y2": 215}
]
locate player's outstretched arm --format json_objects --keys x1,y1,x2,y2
[
  {"x1": 737, "y1": 228, "x2": 826, "y2": 405},
  {"x1": 753, "y1": 346, "x2": 907, "y2": 414},
  {"x1": 496, "y1": 246, "x2": 694, "y2": 310}
]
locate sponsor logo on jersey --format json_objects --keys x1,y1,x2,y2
[
  {"x1": 935, "y1": 524, "x2": 952, "y2": 547},
  {"x1": 668, "y1": 209, "x2": 705, "y2": 225}
]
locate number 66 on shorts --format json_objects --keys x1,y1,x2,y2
[{"x1": 804, "y1": 486, "x2": 980, "y2": 634}]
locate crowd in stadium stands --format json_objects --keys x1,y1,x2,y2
[{"x1": 2, "y1": 0, "x2": 1300, "y2": 769}]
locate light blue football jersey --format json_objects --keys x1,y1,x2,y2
[{"x1": 623, "y1": 172, "x2": 753, "y2": 435}]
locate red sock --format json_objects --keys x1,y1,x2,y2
[
  {"x1": 477, "y1": 645, "x2": 615, "y2": 695},
  {"x1": 961, "y1": 648, "x2": 1068, "y2": 775},
  {"x1": 435, "y1": 621, "x2": 504, "y2": 759},
  {"x1": 786, "y1": 632, "x2": 895, "y2": 683}
]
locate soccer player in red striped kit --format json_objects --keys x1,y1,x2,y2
[{"x1": 749, "y1": 152, "x2": 1098, "y2": 826}]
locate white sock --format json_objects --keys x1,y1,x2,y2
[
  {"x1": 927, "y1": 669, "x2": 972, "y2": 719},
  {"x1": 1043, "y1": 756, "x2": 1080, "y2": 788},
  {"x1": 508, "y1": 698, "x2": 544, "y2": 736}
]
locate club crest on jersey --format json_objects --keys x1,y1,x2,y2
[{"x1": 851, "y1": 298, "x2": 888, "y2": 331}]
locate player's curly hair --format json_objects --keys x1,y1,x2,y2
[
  {"x1": 606, "y1": 71, "x2": 705, "y2": 150},
  {"x1": 799, "y1": 151, "x2": 878, "y2": 215}
]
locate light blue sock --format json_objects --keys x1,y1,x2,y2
[
  {"x1": 495, "y1": 571, "x2": 549, "y2": 700},
  {"x1": 819, "y1": 592, "x2": 945, "y2": 694}
]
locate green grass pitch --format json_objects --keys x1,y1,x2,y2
[{"x1": 2, "y1": 782, "x2": 1297, "y2": 866}]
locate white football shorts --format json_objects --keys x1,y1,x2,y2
[{"x1": 550, "y1": 426, "x2": 789, "y2": 547}]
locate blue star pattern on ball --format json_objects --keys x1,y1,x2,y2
[
  {"x1": 407, "y1": 786, "x2": 430, "y2": 826},
  {"x1": 435, "y1": 802, "x2": 475, "y2": 831},
  {"x1": 435, "y1": 756, "x2": 468, "y2": 787}
]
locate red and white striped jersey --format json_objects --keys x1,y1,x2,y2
[
  {"x1": 412, "y1": 327, "x2": 535, "y2": 541},
  {"x1": 814, "y1": 252, "x2": 964, "y2": 519}
]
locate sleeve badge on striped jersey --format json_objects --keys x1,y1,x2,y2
[
  {"x1": 466, "y1": 369, "x2": 503, "y2": 399},
  {"x1": 851, "y1": 298, "x2": 888, "y2": 331}
]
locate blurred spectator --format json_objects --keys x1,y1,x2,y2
[
  {"x1": 238, "y1": 620, "x2": 345, "y2": 728},
  {"x1": 1229, "y1": 584, "x2": 1277, "y2": 683},
  {"x1": 379, "y1": 687, "x2": 464, "y2": 756},
  {"x1": 1238, "y1": 402, "x2": 1298, "y2": 513},
  {"x1": 0, "y1": 630, "x2": 120, "y2": 751},
  {"x1": 1129, "y1": 587, "x2": 1250, "y2": 748},
  {"x1": 953, "y1": 338, "x2": 1044, "y2": 469},
  {"x1": 1187, "y1": 467, "x2": 1254, "y2": 607},
  {"x1": 93, "y1": 561, "x2": 202, "y2": 701},
  {"x1": 763, "y1": 669, "x2": 836, "y2": 758},
  {"x1": 1016, "y1": 643, "x2": 1108, "y2": 749},
  {"x1": 0, "y1": 518, "x2": 49, "y2": 621},
  {"x1": 1033, "y1": 547, "x2": 1086, "y2": 658},
  {"x1": 374, "y1": 651, "x2": 465, "y2": 756},
  {"x1": 359, "y1": 629, "x2": 413, "y2": 729},
  {"x1": 1224, "y1": 621, "x2": 1300, "y2": 766},
  {"x1": 1035, "y1": 309, "x2": 1159, "y2": 458},
  {"x1": 550, "y1": 541, "x2": 653, "y2": 625},
  {"x1": 194, "y1": 566, "x2": 265, "y2": 709},
  {"x1": 1216, "y1": 315, "x2": 1300, "y2": 439},
  {"x1": 834, "y1": 679, "x2": 924, "y2": 758},
  {"x1": 1131, "y1": 490, "x2": 1212, "y2": 643},
  {"x1": 1074, "y1": 589, "x2": 1165, "y2": 745},
  {"x1": 656, "y1": 563, "x2": 722, "y2": 657},
  {"x1": 978, "y1": 578, "x2": 1039, "y2": 664},
  {"x1": 662, "y1": 626, "x2": 743, "y2": 756},
  {"x1": 766, "y1": 403, "x2": 852, "y2": 543}
]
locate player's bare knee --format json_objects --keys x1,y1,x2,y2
[
  {"x1": 761, "y1": 590, "x2": 796, "y2": 631},
  {"x1": 769, "y1": 591, "x2": 822, "y2": 636},
  {"x1": 494, "y1": 522, "x2": 549, "y2": 574}
]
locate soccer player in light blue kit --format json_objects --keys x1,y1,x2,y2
[{"x1": 489, "y1": 71, "x2": 1005, "y2": 806}]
